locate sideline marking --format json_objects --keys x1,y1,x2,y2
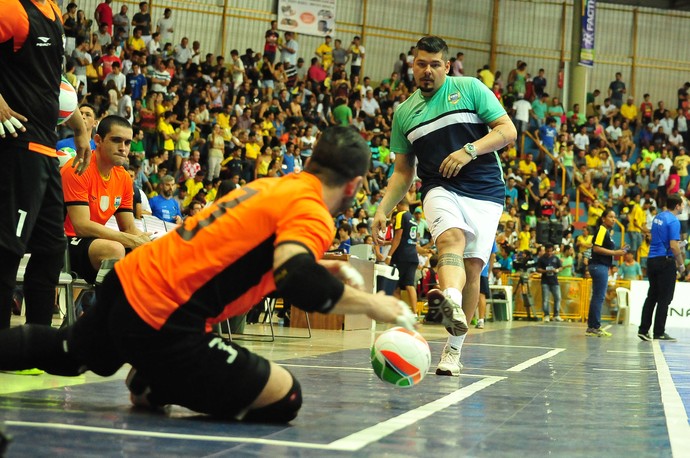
[
  {"x1": 652, "y1": 341, "x2": 690, "y2": 456},
  {"x1": 280, "y1": 364, "x2": 490, "y2": 378},
  {"x1": 4, "y1": 421, "x2": 344, "y2": 450},
  {"x1": 327, "y1": 376, "x2": 505, "y2": 451},
  {"x1": 6, "y1": 377, "x2": 505, "y2": 452},
  {"x1": 592, "y1": 368, "x2": 656, "y2": 372},
  {"x1": 464, "y1": 343, "x2": 557, "y2": 350},
  {"x1": 506, "y1": 348, "x2": 565, "y2": 372},
  {"x1": 607, "y1": 350, "x2": 653, "y2": 354}
]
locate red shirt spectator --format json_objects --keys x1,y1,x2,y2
[
  {"x1": 94, "y1": 0, "x2": 114, "y2": 34},
  {"x1": 307, "y1": 58, "x2": 327, "y2": 85}
]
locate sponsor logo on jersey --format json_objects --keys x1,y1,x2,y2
[
  {"x1": 114, "y1": 196, "x2": 122, "y2": 209},
  {"x1": 37, "y1": 36, "x2": 52, "y2": 47}
]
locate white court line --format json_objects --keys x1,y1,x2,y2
[
  {"x1": 607, "y1": 350, "x2": 653, "y2": 354},
  {"x1": 652, "y1": 341, "x2": 690, "y2": 457},
  {"x1": 592, "y1": 368, "x2": 657, "y2": 372},
  {"x1": 4, "y1": 421, "x2": 343, "y2": 451},
  {"x1": 328, "y1": 376, "x2": 505, "y2": 451},
  {"x1": 463, "y1": 343, "x2": 557, "y2": 350},
  {"x1": 7, "y1": 376, "x2": 505, "y2": 453},
  {"x1": 281, "y1": 364, "x2": 372, "y2": 372},
  {"x1": 505, "y1": 348, "x2": 565, "y2": 372},
  {"x1": 279, "y1": 363, "x2": 491, "y2": 378}
]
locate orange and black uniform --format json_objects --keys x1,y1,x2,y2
[
  {"x1": 0, "y1": 0, "x2": 66, "y2": 329},
  {"x1": 68, "y1": 172, "x2": 334, "y2": 417},
  {"x1": 61, "y1": 154, "x2": 134, "y2": 282}
]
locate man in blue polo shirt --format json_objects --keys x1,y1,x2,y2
[
  {"x1": 537, "y1": 116, "x2": 558, "y2": 174},
  {"x1": 149, "y1": 175, "x2": 182, "y2": 224},
  {"x1": 638, "y1": 193, "x2": 684, "y2": 342}
]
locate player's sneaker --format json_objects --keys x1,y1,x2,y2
[
  {"x1": 435, "y1": 345, "x2": 462, "y2": 376},
  {"x1": 475, "y1": 319, "x2": 484, "y2": 329},
  {"x1": 553, "y1": 316, "x2": 564, "y2": 322},
  {"x1": 543, "y1": 316, "x2": 550, "y2": 322},
  {"x1": 427, "y1": 289, "x2": 468, "y2": 336},
  {"x1": 4, "y1": 368, "x2": 44, "y2": 376},
  {"x1": 637, "y1": 332, "x2": 652, "y2": 342},
  {"x1": 125, "y1": 368, "x2": 161, "y2": 410},
  {"x1": 585, "y1": 327, "x2": 612, "y2": 337},
  {"x1": 654, "y1": 333, "x2": 677, "y2": 341}
]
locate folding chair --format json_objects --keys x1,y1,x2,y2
[
  {"x1": 15, "y1": 253, "x2": 78, "y2": 326},
  {"x1": 224, "y1": 295, "x2": 312, "y2": 342},
  {"x1": 615, "y1": 287, "x2": 630, "y2": 325}
]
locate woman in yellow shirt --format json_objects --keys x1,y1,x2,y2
[
  {"x1": 207, "y1": 123, "x2": 225, "y2": 180},
  {"x1": 255, "y1": 145, "x2": 273, "y2": 180}
]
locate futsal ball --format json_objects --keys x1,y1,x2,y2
[
  {"x1": 371, "y1": 327, "x2": 431, "y2": 388},
  {"x1": 58, "y1": 76, "x2": 78, "y2": 125},
  {"x1": 56, "y1": 147, "x2": 76, "y2": 168}
]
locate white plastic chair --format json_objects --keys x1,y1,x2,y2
[{"x1": 615, "y1": 287, "x2": 630, "y2": 326}]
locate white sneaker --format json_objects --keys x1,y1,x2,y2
[
  {"x1": 553, "y1": 316, "x2": 564, "y2": 322},
  {"x1": 543, "y1": 316, "x2": 550, "y2": 322},
  {"x1": 435, "y1": 345, "x2": 463, "y2": 376},
  {"x1": 427, "y1": 289, "x2": 468, "y2": 336}
]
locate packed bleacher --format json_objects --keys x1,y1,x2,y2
[{"x1": 57, "y1": 1, "x2": 690, "y2": 310}]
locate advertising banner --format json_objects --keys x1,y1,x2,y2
[
  {"x1": 277, "y1": 0, "x2": 336, "y2": 37},
  {"x1": 629, "y1": 280, "x2": 690, "y2": 329},
  {"x1": 579, "y1": 0, "x2": 596, "y2": 67}
]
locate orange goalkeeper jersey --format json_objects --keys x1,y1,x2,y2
[{"x1": 114, "y1": 172, "x2": 334, "y2": 332}]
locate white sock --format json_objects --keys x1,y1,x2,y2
[
  {"x1": 443, "y1": 287, "x2": 462, "y2": 305},
  {"x1": 477, "y1": 319, "x2": 484, "y2": 325},
  {"x1": 447, "y1": 334, "x2": 466, "y2": 354}
]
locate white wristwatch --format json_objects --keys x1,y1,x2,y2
[{"x1": 463, "y1": 142, "x2": 477, "y2": 160}]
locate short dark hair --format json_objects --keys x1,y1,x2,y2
[
  {"x1": 667, "y1": 194, "x2": 683, "y2": 211},
  {"x1": 414, "y1": 35, "x2": 448, "y2": 59},
  {"x1": 96, "y1": 115, "x2": 132, "y2": 138},
  {"x1": 305, "y1": 126, "x2": 370, "y2": 187}
]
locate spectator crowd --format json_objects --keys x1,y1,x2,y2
[{"x1": 57, "y1": 1, "x2": 690, "y2": 319}]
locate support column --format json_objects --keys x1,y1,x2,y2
[
  {"x1": 568, "y1": 0, "x2": 590, "y2": 116},
  {"x1": 489, "y1": 0, "x2": 500, "y2": 72},
  {"x1": 631, "y1": 9, "x2": 638, "y2": 98},
  {"x1": 427, "y1": 0, "x2": 433, "y2": 35},
  {"x1": 220, "y1": 0, "x2": 229, "y2": 58}
]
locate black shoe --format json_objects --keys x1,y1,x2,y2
[
  {"x1": 637, "y1": 332, "x2": 652, "y2": 342},
  {"x1": 654, "y1": 333, "x2": 677, "y2": 341}
]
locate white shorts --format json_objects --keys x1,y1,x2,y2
[{"x1": 423, "y1": 187, "x2": 503, "y2": 266}]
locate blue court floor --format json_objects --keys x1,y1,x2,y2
[{"x1": 0, "y1": 321, "x2": 688, "y2": 457}]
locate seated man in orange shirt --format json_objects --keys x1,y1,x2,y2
[
  {"x1": 0, "y1": 126, "x2": 415, "y2": 424},
  {"x1": 61, "y1": 115, "x2": 151, "y2": 283}
]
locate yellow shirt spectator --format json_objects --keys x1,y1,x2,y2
[
  {"x1": 315, "y1": 42, "x2": 333, "y2": 70},
  {"x1": 620, "y1": 102, "x2": 638, "y2": 123},
  {"x1": 628, "y1": 203, "x2": 645, "y2": 233},
  {"x1": 183, "y1": 177, "x2": 204, "y2": 207},
  {"x1": 127, "y1": 36, "x2": 146, "y2": 52},
  {"x1": 217, "y1": 112, "x2": 232, "y2": 141},
  {"x1": 245, "y1": 141, "x2": 261, "y2": 160},
  {"x1": 539, "y1": 176, "x2": 551, "y2": 195},
  {"x1": 674, "y1": 153, "x2": 690, "y2": 178},
  {"x1": 261, "y1": 119, "x2": 275, "y2": 138},
  {"x1": 585, "y1": 153, "x2": 601, "y2": 169},
  {"x1": 639, "y1": 237, "x2": 650, "y2": 259},
  {"x1": 587, "y1": 205, "x2": 603, "y2": 227},
  {"x1": 517, "y1": 230, "x2": 531, "y2": 252},
  {"x1": 479, "y1": 68, "x2": 494, "y2": 89},
  {"x1": 158, "y1": 118, "x2": 176, "y2": 152},
  {"x1": 518, "y1": 159, "x2": 537, "y2": 176},
  {"x1": 576, "y1": 233, "x2": 593, "y2": 252}
]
